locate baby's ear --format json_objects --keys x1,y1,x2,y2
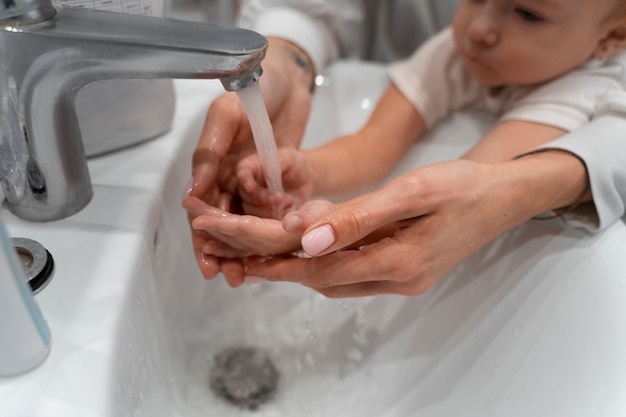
[{"x1": 595, "y1": 19, "x2": 626, "y2": 58}]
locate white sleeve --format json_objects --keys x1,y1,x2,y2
[
  {"x1": 387, "y1": 27, "x2": 481, "y2": 128},
  {"x1": 501, "y1": 52, "x2": 626, "y2": 132},
  {"x1": 538, "y1": 114, "x2": 626, "y2": 232},
  {"x1": 237, "y1": 0, "x2": 365, "y2": 73}
]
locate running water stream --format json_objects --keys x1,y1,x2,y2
[{"x1": 236, "y1": 82, "x2": 285, "y2": 217}]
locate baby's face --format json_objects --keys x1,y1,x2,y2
[{"x1": 452, "y1": 0, "x2": 621, "y2": 86}]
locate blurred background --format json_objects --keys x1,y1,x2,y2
[{"x1": 166, "y1": 0, "x2": 240, "y2": 25}]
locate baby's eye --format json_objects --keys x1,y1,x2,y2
[{"x1": 515, "y1": 7, "x2": 543, "y2": 22}]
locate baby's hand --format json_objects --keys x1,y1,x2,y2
[{"x1": 237, "y1": 147, "x2": 314, "y2": 218}]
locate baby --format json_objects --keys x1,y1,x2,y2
[{"x1": 185, "y1": 0, "x2": 626, "y2": 259}]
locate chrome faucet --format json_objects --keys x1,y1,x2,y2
[{"x1": 0, "y1": 0, "x2": 267, "y2": 221}]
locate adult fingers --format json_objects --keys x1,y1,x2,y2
[
  {"x1": 202, "y1": 240, "x2": 252, "y2": 258},
  {"x1": 182, "y1": 196, "x2": 229, "y2": 218},
  {"x1": 308, "y1": 280, "x2": 421, "y2": 298},
  {"x1": 186, "y1": 200, "x2": 251, "y2": 283},
  {"x1": 298, "y1": 178, "x2": 429, "y2": 256},
  {"x1": 190, "y1": 93, "x2": 250, "y2": 200},
  {"x1": 191, "y1": 210, "x2": 283, "y2": 239},
  {"x1": 186, "y1": 196, "x2": 301, "y2": 255},
  {"x1": 185, "y1": 197, "x2": 233, "y2": 278},
  {"x1": 221, "y1": 258, "x2": 246, "y2": 288},
  {"x1": 245, "y1": 235, "x2": 430, "y2": 292},
  {"x1": 190, "y1": 226, "x2": 221, "y2": 279}
]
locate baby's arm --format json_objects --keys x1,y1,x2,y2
[
  {"x1": 462, "y1": 120, "x2": 568, "y2": 163},
  {"x1": 304, "y1": 83, "x2": 426, "y2": 195}
]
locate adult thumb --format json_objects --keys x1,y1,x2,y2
[{"x1": 300, "y1": 190, "x2": 408, "y2": 256}]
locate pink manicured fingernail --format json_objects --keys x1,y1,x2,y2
[
  {"x1": 302, "y1": 224, "x2": 335, "y2": 255},
  {"x1": 244, "y1": 275, "x2": 266, "y2": 285}
]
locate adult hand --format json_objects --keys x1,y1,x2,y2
[
  {"x1": 184, "y1": 197, "x2": 336, "y2": 258},
  {"x1": 243, "y1": 153, "x2": 589, "y2": 297},
  {"x1": 184, "y1": 196, "x2": 298, "y2": 258},
  {"x1": 186, "y1": 37, "x2": 315, "y2": 284}
]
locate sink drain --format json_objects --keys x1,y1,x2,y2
[
  {"x1": 209, "y1": 346, "x2": 279, "y2": 410},
  {"x1": 12, "y1": 238, "x2": 54, "y2": 294}
]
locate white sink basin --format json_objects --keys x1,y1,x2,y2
[{"x1": 2, "y1": 63, "x2": 626, "y2": 417}]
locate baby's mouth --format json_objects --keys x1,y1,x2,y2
[
  {"x1": 464, "y1": 49, "x2": 483, "y2": 64},
  {"x1": 464, "y1": 51, "x2": 492, "y2": 71}
]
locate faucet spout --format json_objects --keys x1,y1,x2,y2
[{"x1": 0, "y1": 3, "x2": 267, "y2": 221}]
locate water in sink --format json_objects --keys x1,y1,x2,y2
[
  {"x1": 177, "y1": 289, "x2": 380, "y2": 416},
  {"x1": 128, "y1": 265, "x2": 405, "y2": 417}
]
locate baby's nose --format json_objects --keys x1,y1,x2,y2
[{"x1": 467, "y1": 15, "x2": 500, "y2": 47}]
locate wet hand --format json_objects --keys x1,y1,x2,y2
[
  {"x1": 244, "y1": 160, "x2": 529, "y2": 297},
  {"x1": 237, "y1": 147, "x2": 314, "y2": 218},
  {"x1": 184, "y1": 37, "x2": 314, "y2": 282},
  {"x1": 184, "y1": 196, "x2": 299, "y2": 257}
]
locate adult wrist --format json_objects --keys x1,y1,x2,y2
[{"x1": 266, "y1": 37, "x2": 316, "y2": 93}]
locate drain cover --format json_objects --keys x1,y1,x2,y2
[
  {"x1": 210, "y1": 346, "x2": 279, "y2": 410},
  {"x1": 12, "y1": 237, "x2": 54, "y2": 294}
]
